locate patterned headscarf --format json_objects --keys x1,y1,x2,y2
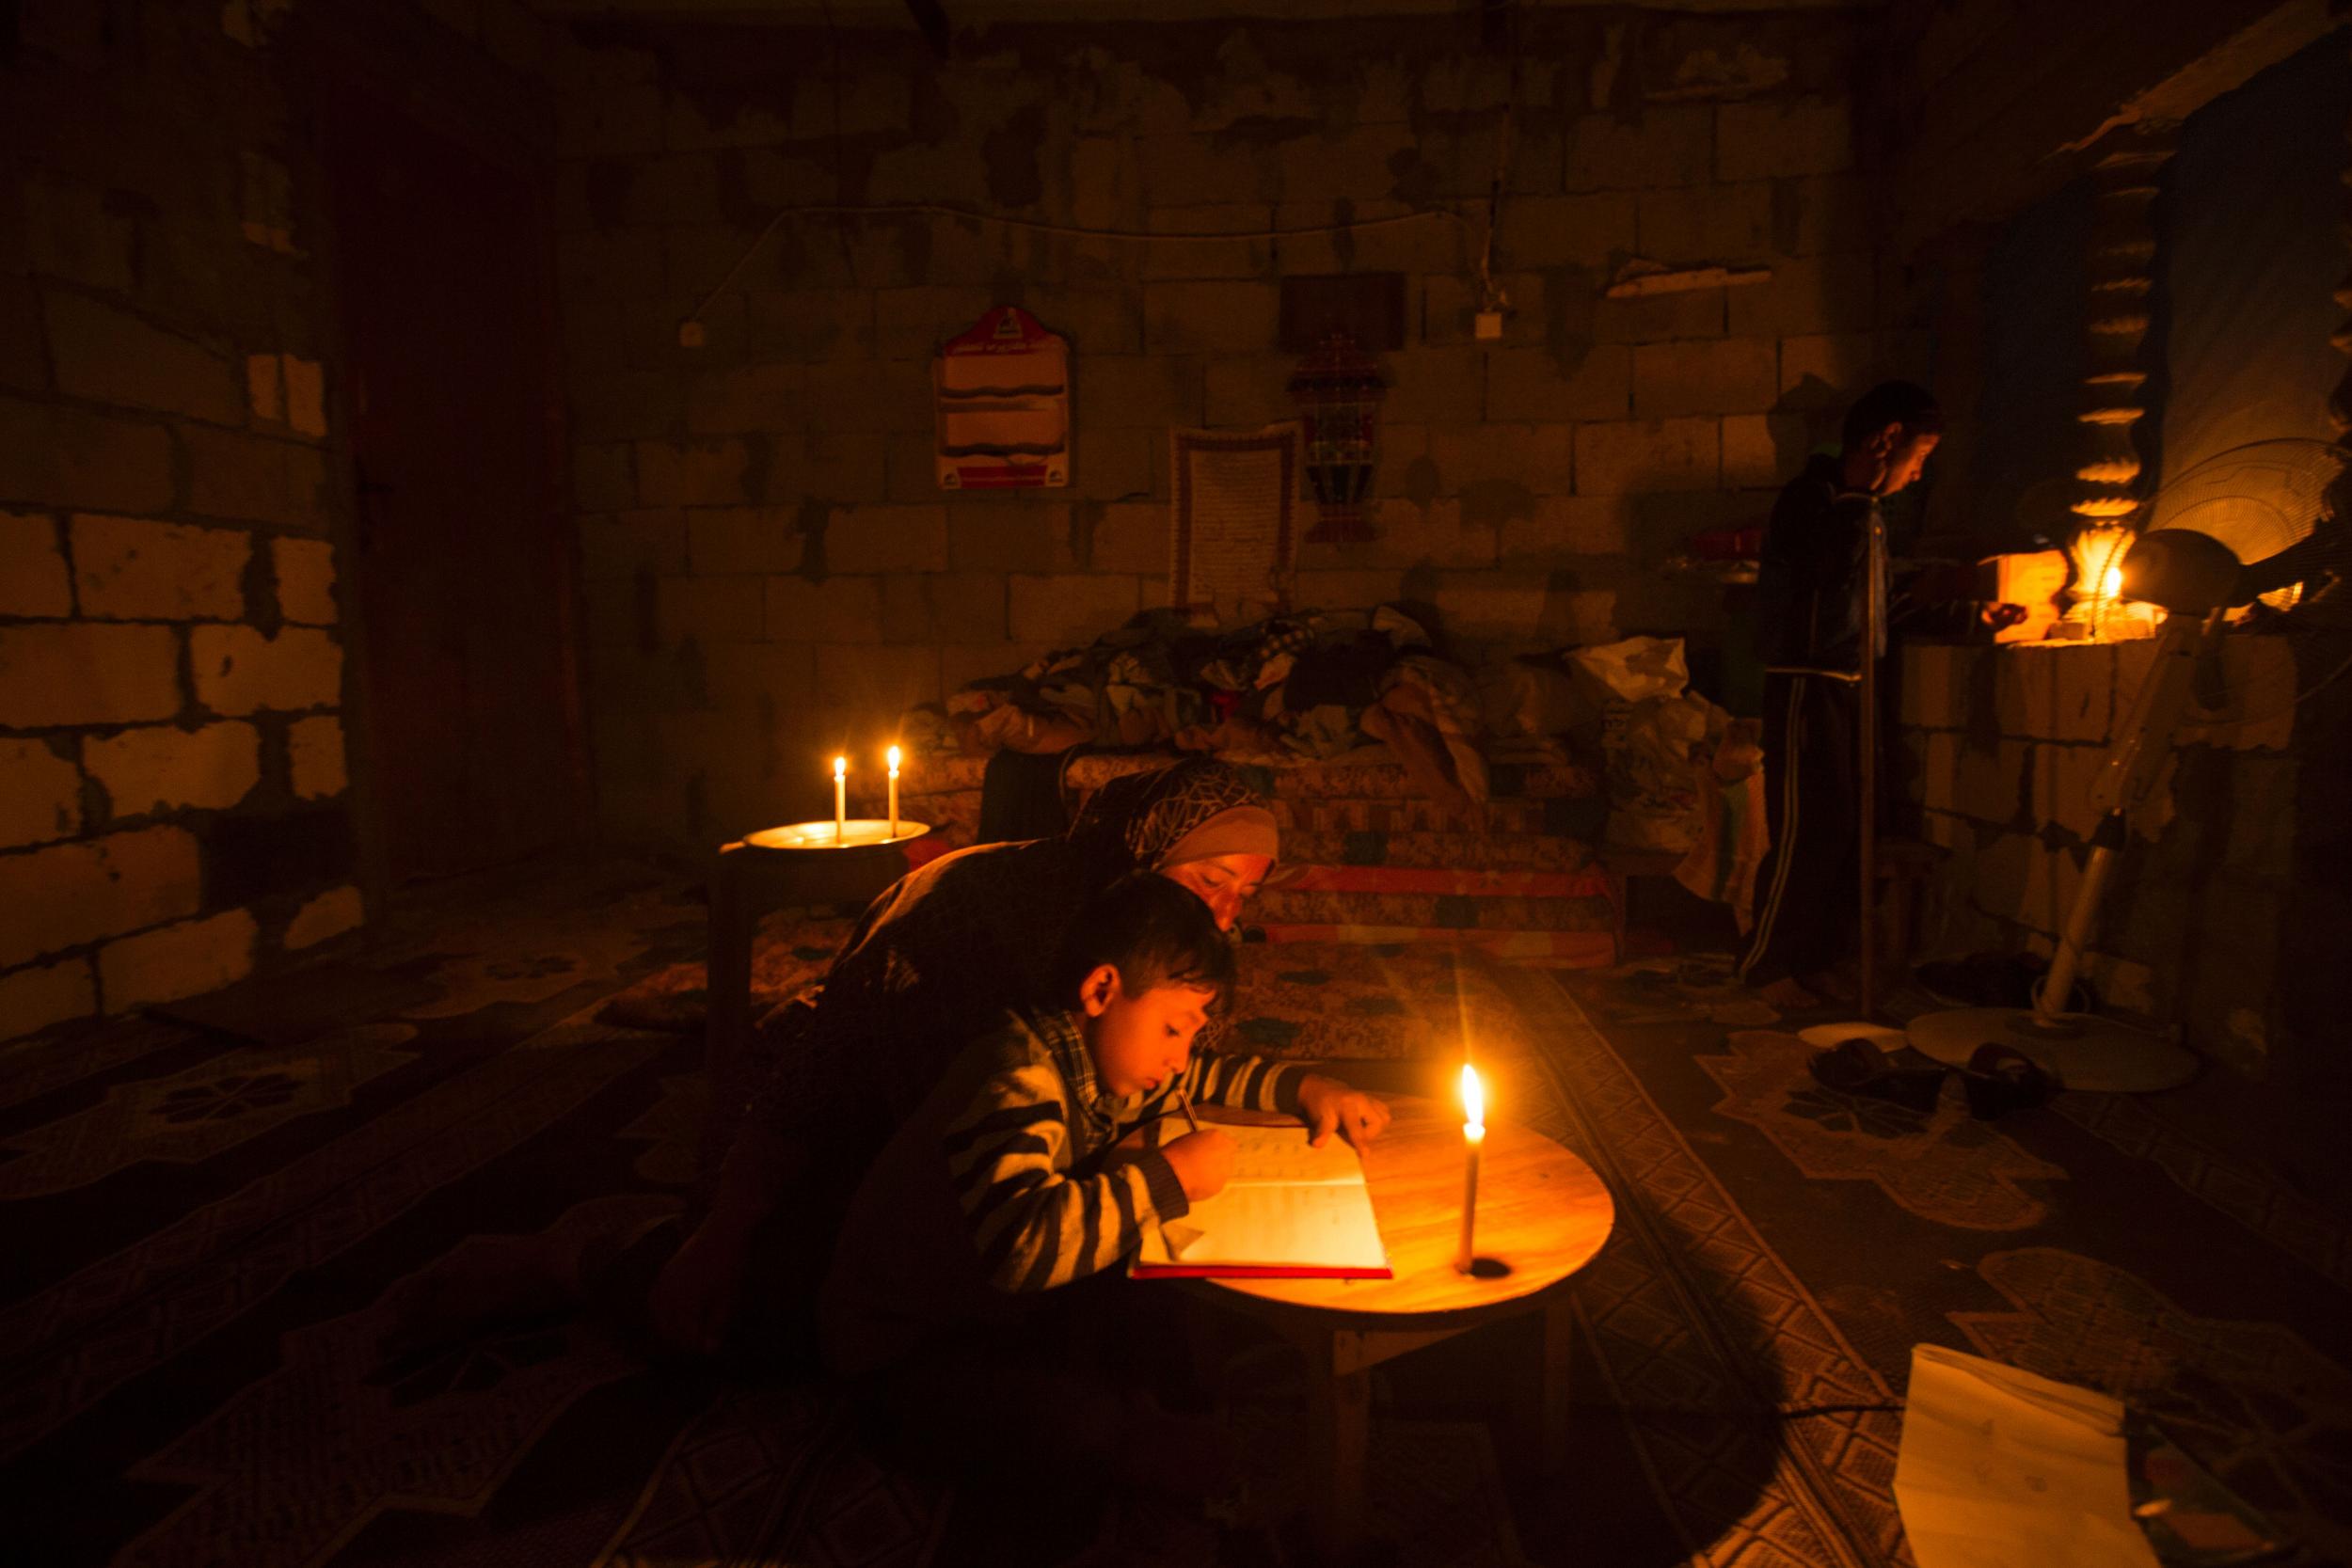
[{"x1": 1064, "y1": 756, "x2": 1271, "y2": 879}]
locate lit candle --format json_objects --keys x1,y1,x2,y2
[
  {"x1": 886, "y1": 745, "x2": 901, "y2": 840},
  {"x1": 1456, "y1": 1061, "x2": 1485, "y2": 1275},
  {"x1": 833, "y1": 755, "x2": 847, "y2": 844}
]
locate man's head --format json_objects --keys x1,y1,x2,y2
[
  {"x1": 1055, "y1": 875, "x2": 1238, "y2": 1098},
  {"x1": 1152, "y1": 804, "x2": 1278, "y2": 931},
  {"x1": 1840, "y1": 380, "x2": 1942, "y2": 496}
]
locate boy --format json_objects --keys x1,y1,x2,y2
[
  {"x1": 819, "y1": 874, "x2": 1389, "y2": 1540},
  {"x1": 1741, "y1": 380, "x2": 1941, "y2": 1007}
]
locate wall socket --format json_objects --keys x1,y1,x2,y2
[{"x1": 1473, "y1": 309, "x2": 1503, "y2": 341}]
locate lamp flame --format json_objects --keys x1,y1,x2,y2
[{"x1": 1460, "y1": 1062, "x2": 1485, "y2": 1134}]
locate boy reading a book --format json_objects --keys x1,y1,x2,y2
[{"x1": 818, "y1": 874, "x2": 1390, "y2": 1541}]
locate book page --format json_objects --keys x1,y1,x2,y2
[{"x1": 1142, "y1": 1124, "x2": 1388, "y2": 1272}]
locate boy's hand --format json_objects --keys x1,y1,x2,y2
[
  {"x1": 1299, "y1": 1075, "x2": 1392, "y2": 1148},
  {"x1": 1162, "y1": 1128, "x2": 1236, "y2": 1201}
]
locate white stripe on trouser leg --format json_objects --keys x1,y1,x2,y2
[{"x1": 1740, "y1": 678, "x2": 1806, "y2": 982}]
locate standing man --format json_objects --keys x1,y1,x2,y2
[{"x1": 1740, "y1": 382, "x2": 1941, "y2": 1008}]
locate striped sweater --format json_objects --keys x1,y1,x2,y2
[{"x1": 818, "y1": 1006, "x2": 1309, "y2": 1377}]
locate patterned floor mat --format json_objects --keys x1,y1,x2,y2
[{"x1": 9, "y1": 863, "x2": 2347, "y2": 1567}]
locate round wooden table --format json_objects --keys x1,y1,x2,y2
[
  {"x1": 702, "y1": 820, "x2": 929, "y2": 1095},
  {"x1": 1193, "y1": 1096, "x2": 1613, "y2": 1562}
]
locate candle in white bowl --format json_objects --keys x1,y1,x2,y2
[
  {"x1": 887, "y1": 745, "x2": 901, "y2": 839},
  {"x1": 833, "y1": 756, "x2": 847, "y2": 844},
  {"x1": 1457, "y1": 1061, "x2": 1485, "y2": 1274}
]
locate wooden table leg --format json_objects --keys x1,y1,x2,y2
[
  {"x1": 1306, "y1": 1330, "x2": 1373, "y2": 1565},
  {"x1": 1504, "y1": 1291, "x2": 1575, "y2": 1476}
]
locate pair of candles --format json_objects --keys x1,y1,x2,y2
[{"x1": 831, "y1": 747, "x2": 902, "y2": 844}]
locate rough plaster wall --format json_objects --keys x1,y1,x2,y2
[
  {"x1": 0, "y1": 0, "x2": 552, "y2": 1042},
  {"x1": 553, "y1": 9, "x2": 1929, "y2": 853}
]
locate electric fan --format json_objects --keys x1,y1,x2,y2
[{"x1": 1907, "y1": 437, "x2": 2347, "y2": 1092}]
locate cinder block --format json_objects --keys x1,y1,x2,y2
[
  {"x1": 1137, "y1": 133, "x2": 1270, "y2": 210},
  {"x1": 1430, "y1": 425, "x2": 1575, "y2": 495},
  {"x1": 1009, "y1": 573, "x2": 1140, "y2": 645},
  {"x1": 684, "y1": 363, "x2": 803, "y2": 436},
  {"x1": 0, "y1": 958, "x2": 96, "y2": 1040},
  {"x1": 2220, "y1": 755, "x2": 2296, "y2": 879},
  {"x1": 1276, "y1": 123, "x2": 1420, "y2": 205},
  {"x1": 801, "y1": 360, "x2": 932, "y2": 435},
  {"x1": 745, "y1": 287, "x2": 876, "y2": 362},
  {"x1": 1484, "y1": 345, "x2": 1631, "y2": 423},
  {"x1": 2017, "y1": 840, "x2": 2085, "y2": 940},
  {"x1": 623, "y1": 153, "x2": 722, "y2": 227},
  {"x1": 1967, "y1": 831, "x2": 2035, "y2": 926},
  {"x1": 1077, "y1": 356, "x2": 1207, "y2": 432},
  {"x1": 0, "y1": 824, "x2": 202, "y2": 968},
  {"x1": 764, "y1": 574, "x2": 883, "y2": 644},
  {"x1": 1137, "y1": 205, "x2": 1274, "y2": 283},
  {"x1": 922, "y1": 573, "x2": 1010, "y2": 642},
  {"x1": 87, "y1": 721, "x2": 261, "y2": 816},
  {"x1": 941, "y1": 641, "x2": 1050, "y2": 694},
  {"x1": 688, "y1": 507, "x2": 803, "y2": 575},
  {"x1": 183, "y1": 426, "x2": 327, "y2": 529},
  {"x1": 1726, "y1": 252, "x2": 1876, "y2": 337},
  {"x1": 0, "y1": 738, "x2": 81, "y2": 848},
  {"x1": 190, "y1": 626, "x2": 342, "y2": 715},
  {"x1": 0, "y1": 623, "x2": 182, "y2": 727},
  {"x1": 574, "y1": 443, "x2": 636, "y2": 511},
  {"x1": 949, "y1": 501, "x2": 1082, "y2": 574},
  {"x1": 1721, "y1": 412, "x2": 1809, "y2": 488},
  {"x1": 1431, "y1": 572, "x2": 1614, "y2": 647},
  {"x1": 793, "y1": 430, "x2": 889, "y2": 499},
  {"x1": 1594, "y1": 283, "x2": 1728, "y2": 345},
  {"x1": 1143, "y1": 281, "x2": 1280, "y2": 355},
  {"x1": 556, "y1": 52, "x2": 663, "y2": 157},
  {"x1": 1493, "y1": 192, "x2": 1638, "y2": 271},
  {"x1": 1565, "y1": 107, "x2": 1712, "y2": 191},
  {"x1": 813, "y1": 641, "x2": 942, "y2": 718},
  {"x1": 870, "y1": 286, "x2": 1001, "y2": 358},
  {"x1": 2177, "y1": 636, "x2": 2296, "y2": 752},
  {"x1": 282, "y1": 356, "x2": 326, "y2": 439},
  {"x1": 1779, "y1": 331, "x2": 1928, "y2": 407},
  {"x1": 246, "y1": 353, "x2": 284, "y2": 423},
  {"x1": 829, "y1": 505, "x2": 952, "y2": 576},
  {"x1": 287, "y1": 715, "x2": 347, "y2": 800},
  {"x1": 1956, "y1": 736, "x2": 2030, "y2": 826},
  {"x1": 700, "y1": 641, "x2": 818, "y2": 710},
  {"x1": 1498, "y1": 496, "x2": 1631, "y2": 561},
  {"x1": 24, "y1": 176, "x2": 136, "y2": 291},
  {"x1": 637, "y1": 438, "x2": 750, "y2": 506},
  {"x1": 100, "y1": 907, "x2": 258, "y2": 1013},
  {"x1": 1899, "y1": 641, "x2": 1972, "y2": 729},
  {"x1": 1017, "y1": 287, "x2": 1141, "y2": 356},
  {"x1": 581, "y1": 509, "x2": 689, "y2": 581},
  {"x1": 275, "y1": 537, "x2": 338, "y2": 625},
  {"x1": 72, "y1": 515, "x2": 249, "y2": 621},
  {"x1": 1635, "y1": 183, "x2": 1772, "y2": 265},
  {"x1": 1069, "y1": 427, "x2": 1157, "y2": 502},
  {"x1": 655, "y1": 576, "x2": 764, "y2": 644},
  {"x1": 1299, "y1": 499, "x2": 1490, "y2": 571},
  {"x1": 1633, "y1": 338, "x2": 1777, "y2": 418},
  {"x1": 1201, "y1": 355, "x2": 1298, "y2": 427},
  {"x1": 2033, "y1": 742, "x2": 2109, "y2": 840},
  {"x1": 43, "y1": 292, "x2": 243, "y2": 425},
  {"x1": 1294, "y1": 568, "x2": 1408, "y2": 610},
  {"x1": 1087, "y1": 503, "x2": 1169, "y2": 575},
  {"x1": 1715, "y1": 96, "x2": 1854, "y2": 182},
  {"x1": 1573, "y1": 419, "x2": 1719, "y2": 495},
  {"x1": 0, "y1": 396, "x2": 177, "y2": 515},
  {"x1": 1271, "y1": 199, "x2": 1468, "y2": 277},
  {"x1": 0, "y1": 512, "x2": 72, "y2": 616},
  {"x1": 1916, "y1": 731, "x2": 1963, "y2": 815},
  {"x1": 1775, "y1": 174, "x2": 1873, "y2": 256},
  {"x1": 666, "y1": 88, "x2": 790, "y2": 151},
  {"x1": 2048, "y1": 644, "x2": 2116, "y2": 742}
]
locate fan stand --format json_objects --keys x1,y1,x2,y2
[{"x1": 1906, "y1": 614, "x2": 2215, "y2": 1093}]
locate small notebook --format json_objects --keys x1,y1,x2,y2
[{"x1": 1133, "y1": 1122, "x2": 1391, "y2": 1279}]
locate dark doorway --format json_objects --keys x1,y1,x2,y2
[{"x1": 318, "y1": 76, "x2": 583, "y2": 882}]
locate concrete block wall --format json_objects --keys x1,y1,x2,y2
[
  {"x1": 0, "y1": 0, "x2": 550, "y2": 1041},
  {"x1": 550, "y1": 10, "x2": 1926, "y2": 853},
  {"x1": 1898, "y1": 635, "x2": 2302, "y2": 1077}
]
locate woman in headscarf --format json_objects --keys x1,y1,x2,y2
[{"x1": 650, "y1": 756, "x2": 1385, "y2": 1356}]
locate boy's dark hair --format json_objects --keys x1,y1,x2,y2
[
  {"x1": 1841, "y1": 380, "x2": 1942, "y2": 451},
  {"x1": 1051, "y1": 873, "x2": 1236, "y2": 1011}
]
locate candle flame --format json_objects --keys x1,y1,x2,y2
[
  {"x1": 833, "y1": 756, "x2": 846, "y2": 779},
  {"x1": 1460, "y1": 1062, "x2": 1484, "y2": 1132},
  {"x1": 886, "y1": 745, "x2": 901, "y2": 773}
]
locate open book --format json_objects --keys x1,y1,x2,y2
[{"x1": 1133, "y1": 1122, "x2": 1391, "y2": 1279}]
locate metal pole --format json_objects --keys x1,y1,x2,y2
[{"x1": 1857, "y1": 504, "x2": 1883, "y2": 1022}]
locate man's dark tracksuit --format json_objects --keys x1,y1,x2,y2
[{"x1": 1740, "y1": 453, "x2": 1882, "y2": 990}]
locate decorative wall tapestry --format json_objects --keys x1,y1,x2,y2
[
  {"x1": 933, "y1": 307, "x2": 1069, "y2": 489},
  {"x1": 1169, "y1": 422, "x2": 1298, "y2": 625}
]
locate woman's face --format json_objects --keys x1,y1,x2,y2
[{"x1": 1158, "y1": 852, "x2": 1272, "y2": 932}]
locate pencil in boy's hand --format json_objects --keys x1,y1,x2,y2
[{"x1": 1173, "y1": 1077, "x2": 1202, "y2": 1134}]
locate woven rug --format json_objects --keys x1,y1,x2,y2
[{"x1": 11, "y1": 867, "x2": 2347, "y2": 1567}]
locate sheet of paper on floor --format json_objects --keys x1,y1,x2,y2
[{"x1": 1894, "y1": 1343, "x2": 2161, "y2": 1568}]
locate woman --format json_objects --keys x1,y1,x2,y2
[{"x1": 652, "y1": 757, "x2": 1343, "y2": 1356}]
